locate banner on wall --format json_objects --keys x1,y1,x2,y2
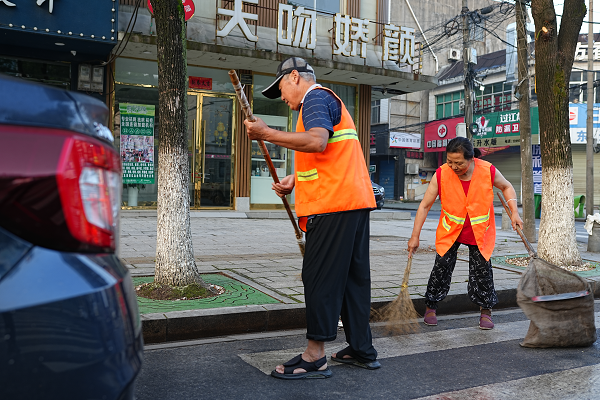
[
  {"x1": 471, "y1": 107, "x2": 539, "y2": 148},
  {"x1": 569, "y1": 103, "x2": 600, "y2": 144},
  {"x1": 389, "y1": 131, "x2": 421, "y2": 149},
  {"x1": 120, "y1": 103, "x2": 155, "y2": 184},
  {"x1": 532, "y1": 144, "x2": 542, "y2": 195},
  {"x1": 424, "y1": 117, "x2": 462, "y2": 152}
]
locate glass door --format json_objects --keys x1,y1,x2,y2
[{"x1": 188, "y1": 93, "x2": 235, "y2": 208}]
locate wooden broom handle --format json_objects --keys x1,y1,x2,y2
[
  {"x1": 497, "y1": 192, "x2": 537, "y2": 258},
  {"x1": 229, "y1": 70, "x2": 303, "y2": 241}
]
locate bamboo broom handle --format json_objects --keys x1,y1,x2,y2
[
  {"x1": 228, "y1": 70, "x2": 305, "y2": 247},
  {"x1": 497, "y1": 192, "x2": 537, "y2": 258}
]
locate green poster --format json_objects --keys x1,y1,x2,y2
[
  {"x1": 471, "y1": 107, "x2": 539, "y2": 148},
  {"x1": 120, "y1": 103, "x2": 155, "y2": 184}
]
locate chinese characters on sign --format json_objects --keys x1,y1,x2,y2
[
  {"x1": 189, "y1": 76, "x2": 212, "y2": 90},
  {"x1": 120, "y1": 104, "x2": 156, "y2": 185},
  {"x1": 532, "y1": 144, "x2": 542, "y2": 195},
  {"x1": 277, "y1": 4, "x2": 316, "y2": 49},
  {"x1": 217, "y1": 0, "x2": 259, "y2": 42},
  {"x1": 569, "y1": 103, "x2": 600, "y2": 144},
  {"x1": 471, "y1": 108, "x2": 539, "y2": 148},
  {"x1": 215, "y1": 4, "x2": 416, "y2": 63},
  {"x1": 424, "y1": 117, "x2": 462, "y2": 152},
  {"x1": 405, "y1": 151, "x2": 424, "y2": 160},
  {"x1": 1, "y1": 0, "x2": 56, "y2": 11},
  {"x1": 389, "y1": 131, "x2": 421, "y2": 149},
  {"x1": 333, "y1": 14, "x2": 370, "y2": 58},
  {"x1": 382, "y1": 24, "x2": 416, "y2": 64}
]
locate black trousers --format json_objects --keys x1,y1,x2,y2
[
  {"x1": 302, "y1": 209, "x2": 377, "y2": 363},
  {"x1": 425, "y1": 241, "x2": 498, "y2": 310}
]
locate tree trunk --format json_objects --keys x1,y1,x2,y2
[
  {"x1": 517, "y1": 0, "x2": 536, "y2": 242},
  {"x1": 531, "y1": 0, "x2": 586, "y2": 266},
  {"x1": 152, "y1": 0, "x2": 207, "y2": 287}
]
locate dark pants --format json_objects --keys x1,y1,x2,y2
[
  {"x1": 425, "y1": 241, "x2": 498, "y2": 310},
  {"x1": 302, "y1": 209, "x2": 377, "y2": 363}
]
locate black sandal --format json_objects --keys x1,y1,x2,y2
[
  {"x1": 331, "y1": 347, "x2": 381, "y2": 370},
  {"x1": 270, "y1": 354, "x2": 332, "y2": 380}
]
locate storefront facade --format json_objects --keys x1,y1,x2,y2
[
  {"x1": 0, "y1": 0, "x2": 117, "y2": 102},
  {"x1": 114, "y1": 0, "x2": 438, "y2": 210}
]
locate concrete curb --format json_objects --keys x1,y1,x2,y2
[
  {"x1": 142, "y1": 278, "x2": 600, "y2": 344},
  {"x1": 141, "y1": 289, "x2": 521, "y2": 344}
]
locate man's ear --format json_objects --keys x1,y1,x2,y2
[{"x1": 290, "y1": 70, "x2": 299, "y2": 84}]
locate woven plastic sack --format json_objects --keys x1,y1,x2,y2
[{"x1": 516, "y1": 257, "x2": 596, "y2": 348}]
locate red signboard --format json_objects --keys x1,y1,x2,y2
[
  {"x1": 405, "y1": 151, "x2": 424, "y2": 159},
  {"x1": 189, "y1": 76, "x2": 212, "y2": 90},
  {"x1": 148, "y1": 0, "x2": 195, "y2": 21},
  {"x1": 423, "y1": 117, "x2": 463, "y2": 152}
]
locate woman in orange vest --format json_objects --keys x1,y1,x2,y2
[{"x1": 407, "y1": 137, "x2": 523, "y2": 329}]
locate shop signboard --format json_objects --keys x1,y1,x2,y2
[
  {"x1": 532, "y1": 144, "x2": 542, "y2": 195},
  {"x1": 215, "y1": 2, "x2": 417, "y2": 66},
  {"x1": 471, "y1": 107, "x2": 540, "y2": 148},
  {"x1": 424, "y1": 117, "x2": 462, "y2": 152},
  {"x1": 569, "y1": 103, "x2": 600, "y2": 144},
  {"x1": 389, "y1": 131, "x2": 420, "y2": 149},
  {"x1": 120, "y1": 103, "x2": 155, "y2": 185},
  {"x1": 0, "y1": 0, "x2": 116, "y2": 44}
]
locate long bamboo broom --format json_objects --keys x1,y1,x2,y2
[
  {"x1": 376, "y1": 254, "x2": 420, "y2": 334},
  {"x1": 228, "y1": 70, "x2": 305, "y2": 257}
]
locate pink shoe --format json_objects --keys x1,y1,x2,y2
[
  {"x1": 479, "y1": 314, "x2": 494, "y2": 330},
  {"x1": 423, "y1": 308, "x2": 437, "y2": 326}
]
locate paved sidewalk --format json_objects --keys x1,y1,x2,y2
[{"x1": 121, "y1": 208, "x2": 600, "y2": 343}]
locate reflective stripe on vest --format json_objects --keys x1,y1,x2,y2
[
  {"x1": 442, "y1": 216, "x2": 451, "y2": 232},
  {"x1": 297, "y1": 168, "x2": 319, "y2": 181},
  {"x1": 443, "y1": 209, "x2": 465, "y2": 225},
  {"x1": 327, "y1": 128, "x2": 359, "y2": 144},
  {"x1": 470, "y1": 211, "x2": 490, "y2": 226}
]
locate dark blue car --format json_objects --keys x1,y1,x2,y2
[{"x1": 0, "y1": 74, "x2": 143, "y2": 399}]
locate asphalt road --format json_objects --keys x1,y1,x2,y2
[{"x1": 136, "y1": 305, "x2": 600, "y2": 400}]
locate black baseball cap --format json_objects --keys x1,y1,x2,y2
[{"x1": 262, "y1": 57, "x2": 315, "y2": 99}]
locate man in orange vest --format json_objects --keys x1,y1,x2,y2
[
  {"x1": 407, "y1": 137, "x2": 523, "y2": 329},
  {"x1": 244, "y1": 57, "x2": 379, "y2": 379}
]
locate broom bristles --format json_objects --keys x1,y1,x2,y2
[{"x1": 376, "y1": 256, "x2": 421, "y2": 334}]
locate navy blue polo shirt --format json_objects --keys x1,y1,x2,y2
[{"x1": 300, "y1": 88, "x2": 342, "y2": 137}]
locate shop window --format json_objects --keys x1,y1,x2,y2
[
  {"x1": 321, "y1": 82, "x2": 356, "y2": 121},
  {"x1": 251, "y1": 75, "x2": 294, "y2": 206},
  {"x1": 371, "y1": 99, "x2": 381, "y2": 124},
  {"x1": 293, "y1": 0, "x2": 340, "y2": 14},
  {"x1": 435, "y1": 91, "x2": 464, "y2": 119},
  {"x1": 0, "y1": 56, "x2": 70, "y2": 88},
  {"x1": 474, "y1": 82, "x2": 512, "y2": 113}
]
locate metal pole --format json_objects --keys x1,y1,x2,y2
[
  {"x1": 517, "y1": 0, "x2": 536, "y2": 242},
  {"x1": 462, "y1": 0, "x2": 472, "y2": 138},
  {"x1": 586, "y1": 0, "x2": 594, "y2": 221}
]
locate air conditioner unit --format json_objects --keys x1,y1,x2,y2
[
  {"x1": 448, "y1": 48, "x2": 461, "y2": 61},
  {"x1": 405, "y1": 163, "x2": 419, "y2": 175}
]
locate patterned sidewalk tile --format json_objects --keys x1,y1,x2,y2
[{"x1": 133, "y1": 273, "x2": 281, "y2": 314}]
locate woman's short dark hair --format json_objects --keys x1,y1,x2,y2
[{"x1": 446, "y1": 137, "x2": 474, "y2": 160}]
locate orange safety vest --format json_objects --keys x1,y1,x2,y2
[
  {"x1": 435, "y1": 158, "x2": 496, "y2": 260},
  {"x1": 295, "y1": 87, "x2": 375, "y2": 231}
]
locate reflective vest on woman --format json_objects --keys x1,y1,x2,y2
[
  {"x1": 436, "y1": 158, "x2": 496, "y2": 260},
  {"x1": 295, "y1": 87, "x2": 375, "y2": 231}
]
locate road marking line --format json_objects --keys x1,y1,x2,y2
[
  {"x1": 414, "y1": 364, "x2": 600, "y2": 400},
  {"x1": 240, "y1": 313, "x2": 600, "y2": 375}
]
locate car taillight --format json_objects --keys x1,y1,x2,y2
[{"x1": 57, "y1": 136, "x2": 121, "y2": 251}]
